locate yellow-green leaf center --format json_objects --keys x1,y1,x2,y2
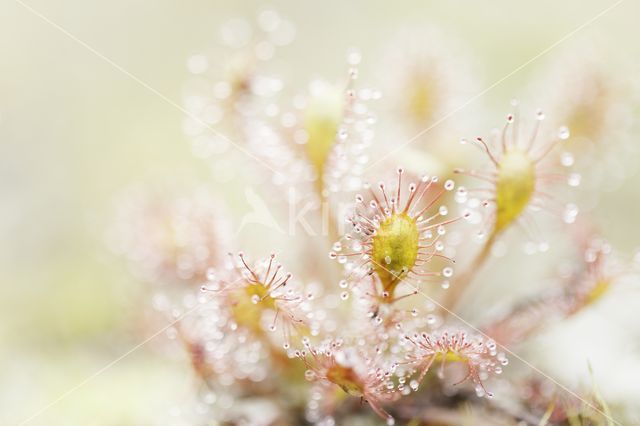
[
  {"x1": 371, "y1": 213, "x2": 419, "y2": 297},
  {"x1": 304, "y1": 85, "x2": 344, "y2": 176},
  {"x1": 494, "y1": 149, "x2": 535, "y2": 234},
  {"x1": 231, "y1": 283, "x2": 276, "y2": 332}
]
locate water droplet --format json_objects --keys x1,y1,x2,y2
[
  {"x1": 455, "y1": 187, "x2": 468, "y2": 203},
  {"x1": 442, "y1": 267, "x2": 453, "y2": 278},
  {"x1": 187, "y1": 54, "x2": 208, "y2": 74},
  {"x1": 558, "y1": 126, "x2": 570, "y2": 140},
  {"x1": 347, "y1": 49, "x2": 362, "y2": 65},
  {"x1": 439, "y1": 206, "x2": 448, "y2": 216},
  {"x1": 166, "y1": 327, "x2": 177, "y2": 340},
  {"x1": 563, "y1": 203, "x2": 579, "y2": 224},
  {"x1": 568, "y1": 173, "x2": 581, "y2": 187},
  {"x1": 561, "y1": 152, "x2": 575, "y2": 167},
  {"x1": 340, "y1": 291, "x2": 349, "y2": 300},
  {"x1": 444, "y1": 180, "x2": 455, "y2": 191}
]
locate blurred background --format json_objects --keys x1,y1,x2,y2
[{"x1": 1, "y1": 0, "x2": 639, "y2": 424}]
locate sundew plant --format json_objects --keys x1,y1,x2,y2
[{"x1": 111, "y1": 10, "x2": 640, "y2": 426}]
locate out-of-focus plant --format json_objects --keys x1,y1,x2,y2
[{"x1": 112, "y1": 11, "x2": 639, "y2": 426}]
